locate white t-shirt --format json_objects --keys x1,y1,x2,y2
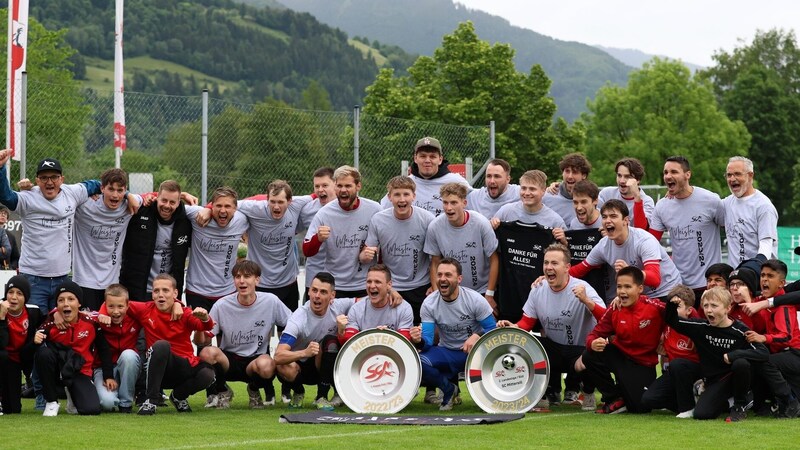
[{"x1": 722, "y1": 190, "x2": 778, "y2": 266}]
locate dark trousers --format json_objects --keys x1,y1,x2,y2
[
  {"x1": 334, "y1": 288, "x2": 367, "y2": 299},
  {"x1": 581, "y1": 345, "x2": 656, "y2": 413},
  {"x1": 79, "y1": 286, "x2": 107, "y2": 312},
  {"x1": 642, "y1": 358, "x2": 702, "y2": 413},
  {"x1": 756, "y1": 349, "x2": 800, "y2": 401},
  {"x1": 397, "y1": 284, "x2": 430, "y2": 325},
  {"x1": 287, "y1": 335, "x2": 339, "y2": 397},
  {"x1": 144, "y1": 340, "x2": 214, "y2": 402},
  {"x1": 0, "y1": 356, "x2": 24, "y2": 413},
  {"x1": 185, "y1": 291, "x2": 218, "y2": 311},
  {"x1": 541, "y1": 337, "x2": 593, "y2": 396},
  {"x1": 257, "y1": 280, "x2": 301, "y2": 313},
  {"x1": 35, "y1": 345, "x2": 101, "y2": 415},
  {"x1": 694, "y1": 358, "x2": 752, "y2": 420}
]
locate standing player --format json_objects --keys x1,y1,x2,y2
[
  {"x1": 300, "y1": 167, "x2": 337, "y2": 301},
  {"x1": 597, "y1": 158, "x2": 654, "y2": 230},
  {"x1": 543, "y1": 152, "x2": 592, "y2": 224},
  {"x1": 424, "y1": 183, "x2": 499, "y2": 313},
  {"x1": 492, "y1": 170, "x2": 567, "y2": 230},
  {"x1": 568, "y1": 180, "x2": 602, "y2": 230},
  {"x1": 73, "y1": 169, "x2": 142, "y2": 311},
  {"x1": 413, "y1": 258, "x2": 496, "y2": 411},
  {"x1": 120, "y1": 180, "x2": 193, "y2": 302},
  {"x1": 195, "y1": 260, "x2": 291, "y2": 409},
  {"x1": 303, "y1": 166, "x2": 382, "y2": 298},
  {"x1": 274, "y1": 272, "x2": 355, "y2": 410},
  {"x1": 649, "y1": 156, "x2": 724, "y2": 304},
  {"x1": 338, "y1": 264, "x2": 414, "y2": 342},
  {"x1": 380, "y1": 136, "x2": 471, "y2": 215},
  {"x1": 360, "y1": 176, "x2": 434, "y2": 323},
  {"x1": 570, "y1": 200, "x2": 682, "y2": 301},
  {"x1": 498, "y1": 244, "x2": 605, "y2": 411},
  {"x1": 0, "y1": 149, "x2": 101, "y2": 312},
  {"x1": 723, "y1": 156, "x2": 778, "y2": 267},
  {"x1": 466, "y1": 159, "x2": 519, "y2": 219}
]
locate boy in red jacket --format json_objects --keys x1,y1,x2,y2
[
  {"x1": 34, "y1": 281, "x2": 114, "y2": 416},
  {"x1": 579, "y1": 266, "x2": 665, "y2": 414},
  {"x1": 133, "y1": 274, "x2": 215, "y2": 415},
  {"x1": 0, "y1": 275, "x2": 44, "y2": 414}
]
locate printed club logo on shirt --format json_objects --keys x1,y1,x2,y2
[
  {"x1": 639, "y1": 319, "x2": 651, "y2": 329},
  {"x1": 77, "y1": 330, "x2": 90, "y2": 339}
]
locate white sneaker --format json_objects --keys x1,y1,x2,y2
[
  {"x1": 536, "y1": 397, "x2": 550, "y2": 409},
  {"x1": 330, "y1": 395, "x2": 343, "y2": 407},
  {"x1": 581, "y1": 392, "x2": 597, "y2": 411},
  {"x1": 281, "y1": 394, "x2": 292, "y2": 404},
  {"x1": 204, "y1": 394, "x2": 219, "y2": 408},
  {"x1": 424, "y1": 389, "x2": 442, "y2": 405},
  {"x1": 43, "y1": 401, "x2": 60, "y2": 417},
  {"x1": 65, "y1": 389, "x2": 78, "y2": 414},
  {"x1": 676, "y1": 409, "x2": 694, "y2": 419}
]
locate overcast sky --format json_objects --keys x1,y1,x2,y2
[{"x1": 455, "y1": 0, "x2": 799, "y2": 67}]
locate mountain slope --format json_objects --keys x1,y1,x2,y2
[{"x1": 275, "y1": 0, "x2": 633, "y2": 120}]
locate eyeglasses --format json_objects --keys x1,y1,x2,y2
[
  {"x1": 37, "y1": 174, "x2": 61, "y2": 182},
  {"x1": 729, "y1": 281, "x2": 746, "y2": 288}
]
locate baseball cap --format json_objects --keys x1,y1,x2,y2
[
  {"x1": 414, "y1": 137, "x2": 442, "y2": 154},
  {"x1": 36, "y1": 158, "x2": 63, "y2": 175}
]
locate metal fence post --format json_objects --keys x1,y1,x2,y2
[
  {"x1": 353, "y1": 105, "x2": 360, "y2": 169},
  {"x1": 465, "y1": 157, "x2": 473, "y2": 185},
  {"x1": 401, "y1": 160, "x2": 408, "y2": 176},
  {"x1": 201, "y1": 89, "x2": 209, "y2": 205},
  {"x1": 489, "y1": 120, "x2": 495, "y2": 159},
  {"x1": 20, "y1": 71, "x2": 27, "y2": 179}
]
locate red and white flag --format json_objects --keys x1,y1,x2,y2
[
  {"x1": 113, "y1": 0, "x2": 126, "y2": 159},
  {"x1": 6, "y1": 0, "x2": 29, "y2": 161}
]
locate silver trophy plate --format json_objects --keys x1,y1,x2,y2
[
  {"x1": 334, "y1": 328, "x2": 422, "y2": 414},
  {"x1": 465, "y1": 327, "x2": 550, "y2": 413}
]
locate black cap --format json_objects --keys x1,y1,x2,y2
[
  {"x1": 55, "y1": 280, "x2": 83, "y2": 304},
  {"x1": 36, "y1": 158, "x2": 63, "y2": 175},
  {"x1": 728, "y1": 268, "x2": 758, "y2": 295},
  {"x1": 5, "y1": 275, "x2": 30, "y2": 303}
]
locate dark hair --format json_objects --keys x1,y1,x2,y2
[
  {"x1": 600, "y1": 199, "x2": 629, "y2": 218},
  {"x1": 267, "y1": 180, "x2": 293, "y2": 200},
  {"x1": 617, "y1": 266, "x2": 644, "y2": 285},
  {"x1": 368, "y1": 264, "x2": 392, "y2": 282},
  {"x1": 313, "y1": 167, "x2": 335, "y2": 179},
  {"x1": 211, "y1": 186, "x2": 238, "y2": 205},
  {"x1": 233, "y1": 260, "x2": 262, "y2": 278},
  {"x1": 665, "y1": 156, "x2": 691, "y2": 172},
  {"x1": 615, "y1": 158, "x2": 645, "y2": 181},
  {"x1": 705, "y1": 263, "x2": 733, "y2": 283},
  {"x1": 487, "y1": 159, "x2": 511, "y2": 175},
  {"x1": 559, "y1": 153, "x2": 592, "y2": 176},
  {"x1": 572, "y1": 180, "x2": 599, "y2": 201},
  {"x1": 762, "y1": 259, "x2": 788, "y2": 278},
  {"x1": 667, "y1": 284, "x2": 695, "y2": 308},
  {"x1": 313, "y1": 271, "x2": 336, "y2": 290},
  {"x1": 438, "y1": 257, "x2": 463, "y2": 276},
  {"x1": 158, "y1": 180, "x2": 182, "y2": 194},
  {"x1": 100, "y1": 168, "x2": 128, "y2": 188}
]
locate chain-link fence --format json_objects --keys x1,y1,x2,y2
[{"x1": 3, "y1": 79, "x2": 492, "y2": 202}]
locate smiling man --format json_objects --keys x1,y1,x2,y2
[
  {"x1": 467, "y1": 159, "x2": 519, "y2": 219},
  {"x1": 73, "y1": 169, "x2": 143, "y2": 311},
  {"x1": 649, "y1": 156, "x2": 724, "y2": 305},
  {"x1": 543, "y1": 153, "x2": 592, "y2": 224},
  {"x1": 0, "y1": 149, "x2": 102, "y2": 313},
  {"x1": 570, "y1": 200, "x2": 682, "y2": 301},
  {"x1": 120, "y1": 180, "x2": 193, "y2": 302},
  {"x1": 722, "y1": 156, "x2": 778, "y2": 267},
  {"x1": 597, "y1": 158, "x2": 654, "y2": 230}
]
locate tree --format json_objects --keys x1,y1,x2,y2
[
  {"x1": 0, "y1": 11, "x2": 91, "y2": 178},
  {"x1": 583, "y1": 58, "x2": 750, "y2": 195},
  {"x1": 363, "y1": 21, "x2": 576, "y2": 180},
  {"x1": 701, "y1": 29, "x2": 800, "y2": 223}
]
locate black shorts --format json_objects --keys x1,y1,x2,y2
[
  {"x1": 295, "y1": 357, "x2": 321, "y2": 386},
  {"x1": 222, "y1": 351, "x2": 259, "y2": 382},
  {"x1": 256, "y1": 280, "x2": 300, "y2": 312},
  {"x1": 397, "y1": 284, "x2": 430, "y2": 325}
]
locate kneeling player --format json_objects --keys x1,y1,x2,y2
[{"x1": 195, "y1": 260, "x2": 291, "y2": 409}]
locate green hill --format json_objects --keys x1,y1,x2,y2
[{"x1": 275, "y1": 0, "x2": 633, "y2": 120}]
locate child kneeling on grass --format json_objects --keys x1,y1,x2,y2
[
  {"x1": 577, "y1": 266, "x2": 665, "y2": 414},
  {"x1": 665, "y1": 286, "x2": 768, "y2": 421}
]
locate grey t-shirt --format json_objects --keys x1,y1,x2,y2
[
  {"x1": 424, "y1": 211, "x2": 498, "y2": 293},
  {"x1": 543, "y1": 191, "x2": 576, "y2": 225},
  {"x1": 282, "y1": 297, "x2": 355, "y2": 360},
  {"x1": 495, "y1": 201, "x2": 566, "y2": 229},
  {"x1": 522, "y1": 276, "x2": 604, "y2": 346},
  {"x1": 723, "y1": 190, "x2": 778, "y2": 266},
  {"x1": 420, "y1": 286, "x2": 493, "y2": 350},
  {"x1": 467, "y1": 184, "x2": 520, "y2": 219},
  {"x1": 650, "y1": 187, "x2": 724, "y2": 288},
  {"x1": 585, "y1": 227, "x2": 682, "y2": 299},
  {"x1": 597, "y1": 187, "x2": 655, "y2": 226},
  {"x1": 346, "y1": 299, "x2": 414, "y2": 333},
  {"x1": 210, "y1": 292, "x2": 291, "y2": 357},
  {"x1": 380, "y1": 173, "x2": 471, "y2": 216},
  {"x1": 15, "y1": 184, "x2": 89, "y2": 277},
  {"x1": 238, "y1": 196, "x2": 313, "y2": 288},
  {"x1": 73, "y1": 195, "x2": 141, "y2": 290},
  {"x1": 304, "y1": 198, "x2": 382, "y2": 291},
  {"x1": 184, "y1": 206, "x2": 249, "y2": 297},
  {"x1": 364, "y1": 206, "x2": 434, "y2": 290}
]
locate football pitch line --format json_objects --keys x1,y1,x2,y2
[{"x1": 155, "y1": 412, "x2": 584, "y2": 449}]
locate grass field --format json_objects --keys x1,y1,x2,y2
[{"x1": 1, "y1": 381, "x2": 798, "y2": 449}]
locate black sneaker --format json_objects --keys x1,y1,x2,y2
[
  {"x1": 726, "y1": 405, "x2": 747, "y2": 422},
  {"x1": 137, "y1": 400, "x2": 157, "y2": 416},
  {"x1": 169, "y1": 393, "x2": 192, "y2": 413},
  {"x1": 0, "y1": 400, "x2": 3, "y2": 415},
  {"x1": 777, "y1": 397, "x2": 800, "y2": 419},
  {"x1": 546, "y1": 391, "x2": 561, "y2": 406},
  {"x1": 118, "y1": 405, "x2": 132, "y2": 414}
]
